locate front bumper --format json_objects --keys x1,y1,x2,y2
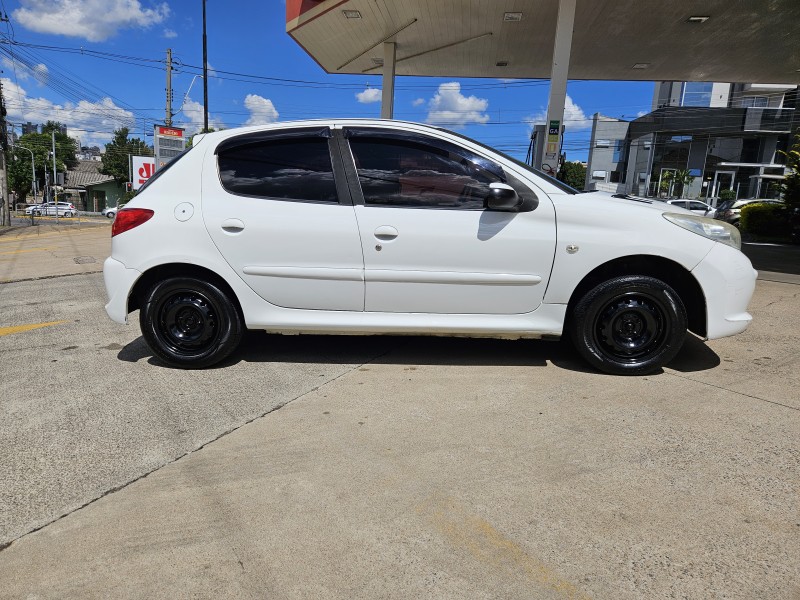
[
  {"x1": 692, "y1": 243, "x2": 757, "y2": 340},
  {"x1": 103, "y1": 257, "x2": 142, "y2": 324}
]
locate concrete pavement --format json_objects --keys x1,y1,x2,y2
[{"x1": 0, "y1": 224, "x2": 798, "y2": 599}]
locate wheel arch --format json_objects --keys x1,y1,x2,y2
[
  {"x1": 128, "y1": 263, "x2": 245, "y2": 322},
  {"x1": 565, "y1": 255, "x2": 707, "y2": 338}
]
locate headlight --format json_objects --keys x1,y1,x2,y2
[{"x1": 662, "y1": 213, "x2": 741, "y2": 250}]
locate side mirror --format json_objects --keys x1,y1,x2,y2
[{"x1": 486, "y1": 182, "x2": 521, "y2": 211}]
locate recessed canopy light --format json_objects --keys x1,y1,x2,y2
[
  {"x1": 343, "y1": 10, "x2": 361, "y2": 19},
  {"x1": 504, "y1": 12, "x2": 523, "y2": 22},
  {"x1": 632, "y1": 63, "x2": 650, "y2": 69},
  {"x1": 371, "y1": 57, "x2": 384, "y2": 66},
  {"x1": 687, "y1": 16, "x2": 710, "y2": 23},
  {"x1": 496, "y1": 61, "x2": 509, "y2": 67}
]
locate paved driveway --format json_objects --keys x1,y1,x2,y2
[{"x1": 0, "y1": 224, "x2": 798, "y2": 599}]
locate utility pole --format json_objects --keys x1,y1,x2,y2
[
  {"x1": 0, "y1": 81, "x2": 10, "y2": 227},
  {"x1": 165, "y1": 48, "x2": 173, "y2": 127},
  {"x1": 202, "y1": 0, "x2": 209, "y2": 132}
]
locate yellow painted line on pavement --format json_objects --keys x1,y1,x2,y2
[
  {"x1": 0, "y1": 247, "x2": 54, "y2": 256},
  {"x1": 0, "y1": 320, "x2": 69, "y2": 337},
  {"x1": 418, "y1": 494, "x2": 592, "y2": 599}
]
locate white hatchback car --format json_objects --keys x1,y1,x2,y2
[{"x1": 103, "y1": 120, "x2": 756, "y2": 375}]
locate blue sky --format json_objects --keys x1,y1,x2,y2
[{"x1": 0, "y1": 0, "x2": 656, "y2": 162}]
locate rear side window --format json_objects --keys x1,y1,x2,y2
[{"x1": 218, "y1": 138, "x2": 338, "y2": 203}]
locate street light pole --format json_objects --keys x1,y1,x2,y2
[{"x1": 51, "y1": 130, "x2": 58, "y2": 222}]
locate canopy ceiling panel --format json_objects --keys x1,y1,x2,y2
[{"x1": 286, "y1": 0, "x2": 800, "y2": 84}]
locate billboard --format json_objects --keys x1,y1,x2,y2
[
  {"x1": 132, "y1": 156, "x2": 156, "y2": 190},
  {"x1": 153, "y1": 125, "x2": 185, "y2": 170}
]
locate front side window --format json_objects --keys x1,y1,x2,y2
[
  {"x1": 218, "y1": 138, "x2": 338, "y2": 203},
  {"x1": 348, "y1": 138, "x2": 503, "y2": 209}
]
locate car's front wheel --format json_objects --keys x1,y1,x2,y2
[
  {"x1": 140, "y1": 277, "x2": 243, "y2": 368},
  {"x1": 569, "y1": 275, "x2": 687, "y2": 375}
]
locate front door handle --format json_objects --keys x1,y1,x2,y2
[
  {"x1": 374, "y1": 225, "x2": 398, "y2": 241},
  {"x1": 222, "y1": 218, "x2": 245, "y2": 233}
]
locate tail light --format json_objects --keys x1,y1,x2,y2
[{"x1": 112, "y1": 208, "x2": 154, "y2": 237}]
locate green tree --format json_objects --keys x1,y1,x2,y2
[
  {"x1": 779, "y1": 129, "x2": 800, "y2": 211},
  {"x1": 663, "y1": 169, "x2": 695, "y2": 198},
  {"x1": 6, "y1": 123, "x2": 77, "y2": 203},
  {"x1": 556, "y1": 161, "x2": 586, "y2": 191},
  {"x1": 101, "y1": 127, "x2": 153, "y2": 185}
]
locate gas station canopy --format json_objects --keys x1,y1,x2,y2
[{"x1": 287, "y1": 0, "x2": 800, "y2": 84}]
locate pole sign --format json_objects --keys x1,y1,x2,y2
[
  {"x1": 132, "y1": 156, "x2": 156, "y2": 190},
  {"x1": 153, "y1": 125, "x2": 185, "y2": 170},
  {"x1": 546, "y1": 119, "x2": 561, "y2": 157}
]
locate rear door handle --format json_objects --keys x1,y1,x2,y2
[
  {"x1": 222, "y1": 218, "x2": 245, "y2": 233},
  {"x1": 374, "y1": 225, "x2": 398, "y2": 241}
]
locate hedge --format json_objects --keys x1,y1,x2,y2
[{"x1": 740, "y1": 203, "x2": 790, "y2": 237}]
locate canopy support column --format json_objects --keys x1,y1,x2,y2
[
  {"x1": 381, "y1": 42, "x2": 396, "y2": 119},
  {"x1": 540, "y1": 0, "x2": 576, "y2": 174}
]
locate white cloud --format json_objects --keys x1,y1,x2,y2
[
  {"x1": 412, "y1": 98, "x2": 425, "y2": 107},
  {"x1": 356, "y1": 88, "x2": 381, "y2": 104},
  {"x1": 425, "y1": 82, "x2": 489, "y2": 129},
  {"x1": 2, "y1": 78, "x2": 136, "y2": 148},
  {"x1": 2, "y1": 58, "x2": 49, "y2": 85},
  {"x1": 13, "y1": 0, "x2": 169, "y2": 42},
  {"x1": 164, "y1": 28, "x2": 177, "y2": 39},
  {"x1": 525, "y1": 95, "x2": 592, "y2": 131},
  {"x1": 243, "y1": 94, "x2": 279, "y2": 126},
  {"x1": 175, "y1": 97, "x2": 225, "y2": 135}
]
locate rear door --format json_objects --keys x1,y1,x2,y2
[{"x1": 202, "y1": 127, "x2": 364, "y2": 311}]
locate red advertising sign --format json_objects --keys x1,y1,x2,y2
[{"x1": 157, "y1": 126, "x2": 183, "y2": 138}]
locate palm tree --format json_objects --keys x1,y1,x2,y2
[{"x1": 662, "y1": 169, "x2": 695, "y2": 198}]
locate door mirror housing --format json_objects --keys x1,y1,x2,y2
[{"x1": 486, "y1": 182, "x2": 521, "y2": 211}]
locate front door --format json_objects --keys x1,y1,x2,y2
[
  {"x1": 203, "y1": 129, "x2": 364, "y2": 311},
  {"x1": 711, "y1": 170, "x2": 736, "y2": 205},
  {"x1": 341, "y1": 128, "x2": 556, "y2": 314}
]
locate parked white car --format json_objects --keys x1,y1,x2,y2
[
  {"x1": 25, "y1": 201, "x2": 77, "y2": 217},
  {"x1": 663, "y1": 199, "x2": 713, "y2": 216},
  {"x1": 102, "y1": 204, "x2": 125, "y2": 219},
  {"x1": 103, "y1": 120, "x2": 756, "y2": 375}
]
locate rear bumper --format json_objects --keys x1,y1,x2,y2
[
  {"x1": 104, "y1": 257, "x2": 142, "y2": 324},
  {"x1": 692, "y1": 243, "x2": 757, "y2": 339}
]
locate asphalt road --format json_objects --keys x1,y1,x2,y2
[
  {"x1": 742, "y1": 241, "x2": 800, "y2": 276},
  {"x1": 0, "y1": 226, "x2": 798, "y2": 598}
]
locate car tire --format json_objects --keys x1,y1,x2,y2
[
  {"x1": 107, "y1": 212, "x2": 115, "y2": 219},
  {"x1": 569, "y1": 275, "x2": 687, "y2": 376},
  {"x1": 33, "y1": 210, "x2": 40, "y2": 216},
  {"x1": 140, "y1": 277, "x2": 243, "y2": 369},
  {"x1": 65, "y1": 211, "x2": 73, "y2": 218}
]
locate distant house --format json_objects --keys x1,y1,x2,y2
[{"x1": 64, "y1": 160, "x2": 123, "y2": 212}]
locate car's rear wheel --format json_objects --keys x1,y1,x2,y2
[
  {"x1": 569, "y1": 275, "x2": 687, "y2": 375},
  {"x1": 140, "y1": 277, "x2": 243, "y2": 368},
  {"x1": 65, "y1": 211, "x2": 73, "y2": 218}
]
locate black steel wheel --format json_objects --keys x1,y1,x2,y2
[
  {"x1": 570, "y1": 275, "x2": 687, "y2": 375},
  {"x1": 140, "y1": 277, "x2": 243, "y2": 368}
]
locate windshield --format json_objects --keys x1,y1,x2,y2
[{"x1": 442, "y1": 128, "x2": 579, "y2": 195}]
